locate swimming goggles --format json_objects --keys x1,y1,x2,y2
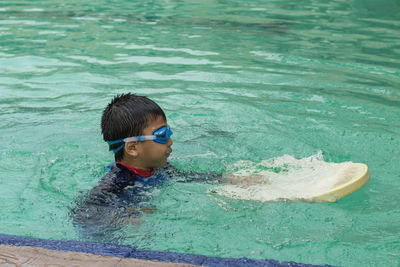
[{"x1": 107, "y1": 126, "x2": 173, "y2": 154}]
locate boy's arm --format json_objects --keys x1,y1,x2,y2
[
  {"x1": 165, "y1": 163, "x2": 268, "y2": 187},
  {"x1": 71, "y1": 185, "x2": 128, "y2": 242},
  {"x1": 70, "y1": 180, "x2": 141, "y2": 242},
  {"x1": 165, "y1": 163, "x2": 224, "y2": 183}
]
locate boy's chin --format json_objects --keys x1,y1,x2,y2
[
  {"x1": 160, "y1": 159, "x2": 168, "y2": 167},
  {"x1": 153, "y1": 159, "x2": 168, "y2": 169}
]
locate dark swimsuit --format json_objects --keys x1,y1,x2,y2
[{"x1": 71, "y1": 162, "x2": 222, "y2": 242}]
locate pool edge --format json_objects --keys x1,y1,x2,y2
[{"x1": 0, "y1": 233, "x2": 332, "y2": 267}]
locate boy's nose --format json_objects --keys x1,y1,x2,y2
[{"x1": 167, "y1": 138, "x2": 173, "y2": 147}]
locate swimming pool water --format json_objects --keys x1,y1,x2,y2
[{"x1": 0, "y1": 0, "x2": 399, "y2": 266}]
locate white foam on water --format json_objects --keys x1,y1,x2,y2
[{"x1": 212, "y1": 151, "x2": 358, "y2": 202}]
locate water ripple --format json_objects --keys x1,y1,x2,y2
[
  {"x1": 116, "y1": 56, "x2": 220, "y2": 65},
  {"x1": 105, "y1": 42, "x2": 219, "y2": 56},
  {"x1": 0, "y1": 56, "x2": 79, "y2": 73}
]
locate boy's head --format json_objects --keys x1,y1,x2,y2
[{"x1": 101, "y1": 93, "x2": 173, "y2": 170}]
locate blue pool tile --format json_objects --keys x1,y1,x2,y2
[
  {"x1": 129, "y1": 249, "x2": 208, "y2": 265},
  {"x1": 202, "y1": 256, "x2": 333, "y2": 267},
  {"x1": 0, "y1": 233, "x2": 334, "y2": 266},
  {"x1": 202, "y1": 256, "x2": 282, "y2": 267},
  {"x1": 0, "y1": 233, "x2": 134, "y2": 258}
]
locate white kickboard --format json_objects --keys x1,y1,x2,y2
[{"x1": 212, "y1": 155, "x2": 370, "y2": 202}]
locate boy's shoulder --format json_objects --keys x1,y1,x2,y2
[
  {"x1": 97, "y1": 161, "x2": 221, "y2": 193},
  {"x1": 103, "y1": 162, "x2": 172, "y2": 189},
  {"x1": 101, "y1": 162, "x2": 136, "y2": 190}
]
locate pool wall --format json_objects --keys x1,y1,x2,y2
[{"x1": 0, "y1": 233, "x2": 332, "y2": 266}]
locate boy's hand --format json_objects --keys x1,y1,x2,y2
[
  {"x1": 222, "y1": 174, "x2": 270, "y2": 188},
  {"x1": 125, "y1": 206, "x2": 157, "y2": 214},
  {"x1": 140, "y1": 207, "x2": 157, "y2": 214}
]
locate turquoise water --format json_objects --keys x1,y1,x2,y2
[{"x1": 1, "y1": 0, "x2": 399, "y2": 266}]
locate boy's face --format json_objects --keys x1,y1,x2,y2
[{"x1": 124, "y1": 116, "x2": 173, "y2": 170}]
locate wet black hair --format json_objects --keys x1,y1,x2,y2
[{"x1": 101, "y1": 93, "x2": 166, "y2": 161}]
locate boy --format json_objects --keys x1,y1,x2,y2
[{"x1": 71, "y1": 93, "x2": 221, "y2": 241}]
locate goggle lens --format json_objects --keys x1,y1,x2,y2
[{"x1": 153, "y1": 126, "x2": 173, "y2": 144}]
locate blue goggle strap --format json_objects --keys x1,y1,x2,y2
[
  {"x1": 107, "y1": 126, "x2": 173, "y2": 154},
  {"x1": 107, "y1": 136, "x2": 158, "y2": 153}
]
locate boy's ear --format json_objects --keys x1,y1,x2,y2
[{"x1": 124, "y1": 141, "x2": 139, "y2": 157}]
